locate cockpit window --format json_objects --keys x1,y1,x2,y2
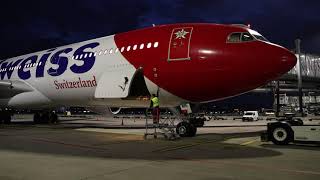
[
  {"x1": 247, "y1": 29, "x2": 269, "y2": 42},
  {"x1": 227, "y1": 33, "x2": 241, "y2": 43},
  {"x1": 253, "y1": 35, "x2": 269, "y2": 42},
  {"x1": 227, "y1": 32, "x2": 254, "y2": 43},
  {"x1": 241, "y1": 32, "x2": 254, "y2": 42}
]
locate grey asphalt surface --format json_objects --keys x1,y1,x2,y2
[{"x1": 0, "y1": 116, "x2": 319, "y2": 180}]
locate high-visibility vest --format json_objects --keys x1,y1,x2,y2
[{"x1": 151, "y1": 97, "x2": 159, "y2": 107}]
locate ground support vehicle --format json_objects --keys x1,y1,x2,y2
[{"x1": 261, "y1": 119, "x2": 320, "y2": 145}]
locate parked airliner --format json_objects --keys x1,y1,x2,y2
[{"x1": 0, "y1": 23, "x2": 296, "y2": 136}]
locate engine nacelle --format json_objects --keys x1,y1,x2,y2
[
  {"x1": 109, "y1": 107, "x2": 122, "y2": 115},
  {"x1": 86, "y1": 106, "x2": 122, "y2": 116}
]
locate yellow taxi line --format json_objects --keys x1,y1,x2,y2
[{"x1": 240, "y1": 138, "x2": 259, "y2": 146}]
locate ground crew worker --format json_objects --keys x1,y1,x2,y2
[{"x1": 150, "y1": 94, "x2": 160, "y2": 124}]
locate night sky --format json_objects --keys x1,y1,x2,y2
[{"x1": 0, "y1": 0, "x2": 319, "y2": 60}]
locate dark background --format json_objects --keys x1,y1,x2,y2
[{"x1": 0, "y1": 0, "x2": 319, "y2": 59}]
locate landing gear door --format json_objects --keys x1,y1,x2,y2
[
  {"x1": 94, "y1": 66, "x2": 136, "y2": 98},
  {"x1": 168, "y1": 27, "x2": 193, "y2": 61}
]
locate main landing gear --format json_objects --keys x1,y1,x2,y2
[
  {"x1": 176, "y1": 121, "x2": 197, "y2": 137},
  {"x1": 0, "y1": 110, "x2": 12, "y2": 124},
  {"x1": 33, "y1": 111, "x2": 58, "y2": 124}
]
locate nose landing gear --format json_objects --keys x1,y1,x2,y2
[{"x1": 176, "y1": 121, "x2": 197, "y2": 137}]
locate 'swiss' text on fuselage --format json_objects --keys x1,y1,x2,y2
[{"x1": 0, "y1": 42, "x2": 100, "y2": 81}]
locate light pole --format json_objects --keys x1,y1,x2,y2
[{"x1": 295, "y1": 39, "x2": 303, "y2": 114}]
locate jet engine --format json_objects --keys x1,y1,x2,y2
[{"x1": 109, "y1": 107, "x2": 122, "y2": 115}]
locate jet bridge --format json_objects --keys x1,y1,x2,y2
[{"x1": 281, "y1": 53, "x2": 320, "y2": 82}]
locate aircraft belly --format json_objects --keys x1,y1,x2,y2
[
  {"x1": 144, "y1": 77, "x2": 186, "y2": 107},
  {"x1": 7, "y1": 91, "x2": 52, "y2": 108}
]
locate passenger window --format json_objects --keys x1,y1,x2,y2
[
  {"x1": 140, "y1": 44, "x2": 144, "y2": 49},
  {"x1": 133, "y1": 45, "x2": 137, "y2": 50},
  {"x1": 241, "y1": 33, "x2": 254, "y2": 42},
  {"x1": 154, "y1": 42, "x2": 159, "y2": 48},
  {"x1": 227, "y1": 33, "x2": 241, "y2": 43},
  {"x1": 147, "y1": 43, "x2": 152, "y2": 48}
]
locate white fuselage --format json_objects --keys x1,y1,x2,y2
[{"x1": 0, "y1": 35, "x2": 183, "y2": 109}]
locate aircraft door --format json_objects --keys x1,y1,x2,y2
[
  {"x1": 94, "y1": 66, "x2": 136, "y2": 98},
  {"x1": 168, "y1": 27, "x2": 193, "y2": 61}
]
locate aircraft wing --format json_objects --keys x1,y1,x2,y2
[{"x1": 0, "y1": 80, "x2": 33, "y2": 99}]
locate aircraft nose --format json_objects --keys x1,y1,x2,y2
[
  {"x1": 279, "y1": 50, "x2": 297, "y2": 71},
  {"x1": 261, "y1": 46, "x2": 297, "y2": 81}
]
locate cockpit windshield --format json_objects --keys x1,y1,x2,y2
[
  {"x1": 241, "y1": 33, "x2": 254, "y2": 42},
  {"x1": 247, "y1": 29, "x2": 269, "y2": 42},
  {"x1": 227, "y1": 29, "x2": 269, "y2": 43},
  {"x1": 252, "y1": 35, "x2": 269, "y2": 42},
  {"x1": 227, "y1": 32, "x2": 254, "y2": 43}
]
